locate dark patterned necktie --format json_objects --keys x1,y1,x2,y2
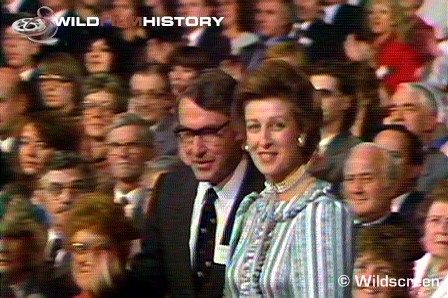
[{"x1": 194, "y1": 188, "x2": 218, "y2": 283}]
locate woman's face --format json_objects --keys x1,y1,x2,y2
[
  {"x1": 19, "y1": 123, "x2": 54, "y2": 176},
  {"x1": 85, "y1": 39, "x2": 114, "y2": 73},
  {"x1": 424, "y1": 201, "x2": 448, "y2": 258},
  {"x1": 352, "y1": 252, "x2": 394, "y2": 298},
  {"x1": 368, "y1": 2, "x2": 395, "y2": 35},
  {"x1": 70, "y1": 229, "x2": 113, "y2": 292},
  {"x1": 38, "y1": 75, "x2": 75, "y2": 112},
  {"x1": 245, "y1": 98, "x2": 303, "y2": 183},
  {"x1": 82, "y1": 90, "x2": 116, "y2": 139}
]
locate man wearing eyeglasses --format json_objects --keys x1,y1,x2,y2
[
  {"x1": 135, "y1": 69, "x2": 264, "y2": 298},
  {"x1": 37, "y1": 151, "x2": 93, "y2": 277},
  {"x1": 128, "y1": 64, "x2": 178, "y2": 156}
]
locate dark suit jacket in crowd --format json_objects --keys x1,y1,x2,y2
[
  {"x1": 196, "y1": 26, "x2": 231, "y2": 68},
  {"x1": 307, "y1": 132, "x2": 361, "y2": 185},
  {"x1": 135, "y1": 159, "x2": 264, "y2": 298}
]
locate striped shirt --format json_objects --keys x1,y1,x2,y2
[{"x1": 224, "y1": 177, "x2": 353, "y2": 298}]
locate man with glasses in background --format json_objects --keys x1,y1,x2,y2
[
  {"x1": 128, "y1": 64, "x2": 178, "y2": 156},
  {"x1": 135, "y1": 69, "x2": 264, "y2": 297},
  {"x1": 37, "y1": 151, "x2": 93, "y2": 281}
]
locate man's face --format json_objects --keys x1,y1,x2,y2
[
  {"x1": 310, "y1": 74, "x2": 350, "y2": 126},
  {"x1": 0, "y1": 236, "x2": 30, "y2": 275},
  {"x1": 82, "y1": 91, "x2": 116, "y2": 139},
  {"x1": 295, "y1": 0, "x2": 320, "y2": 21},
  {"x1": 177, "y1": 97, "x2": 242, "y2": 184},
  {"x1": 0, "y1": 69, "x2": 24, "y2": 134},
  {"x1": 129, "y1": 73, "x2": 173, "y2": 124},
  {"x1": 256, "y1": 0, "x2": 290, "y2": 38},
  {"x1": 343, "y1": 147, "x2": 393, "y2": 222},
  {"x1": 2, "y1": 27, "x2": 40, "y2": 69},
  {"x1": 38, "y1": 74, "x2": 75, "y2": 112},
  {"x1": 40, "y1": 167, "x2": 85, "y2": 230},
  {"x1": 385, "y1": 85, "x2": 437, "y2": 140},
  {"x1": 169, "y1": 65, "x2": 199, "y2": 96},
  {"x1": 107, "y1": 125, "x2": 150, "y2": 182},
  {"x1": 374, "y1": 130, "x2": 420, "y2": 192}
]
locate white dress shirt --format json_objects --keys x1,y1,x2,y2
[
  {"x1": 189, "y1": 157, "x2": 248, "y2": 265},
  {"x1": 323, "y1": 4, "x2": 341, "y2": 24}
]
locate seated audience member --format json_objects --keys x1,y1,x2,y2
[
  {"x1": 343, "y1": 142, "x2": 403, "y2": 227},
  {"x1": 217, "y1": 0, "x2": 259, "y2": 56},
  {"x1": 350, "y1": 62, "x2": 387, "y2": 141},
  {"x1": 320, "y1": 0, "x2": 364, "y2": 58},
  {"x1": 384, "y1": 82, "x2": 448, "y2": 193},
  {"x1": 307, "y1": 62, "x2": 361, "y2": 187},
  {"x1": 37, "y1": 53, "x2": 85, "y2": 119},
  {"x1": 168, "y1": 46, "x2": 212, "y2": 100},
  {"x1": 1, "y1": 25, "x2": 41, "y2": 81},
  {"x1": 353, "y1": 225, "x2": 422, "y2": 298},
  {"x1": 0, "y1": 196, "x2": 79, "y2": 298},
  {"x1": 80, "y1": 73, "x2": 128, "y2": 177},
  {"x1": 178, "y1": 0, "x2": 230, "y2": 67},
  {"x1": 290, "y1": 0, "x2": 340, "y2": 63},
  {"x1": 244, "y1": 0, "x2": 296, "y2": 70},
  {"x1": 106, "y1": 113, "x2": 157, "y2": 230},
  {"x1": 0, "y1": 67, "x2": 35, "y2": 154},
  {"x1": 36, "y1": 151, "x2": 94, "y2": 271},
  {"x1": 83, "y1": 27, "x2": 124, "y2": 77},
  {"x1": 344, "y1": 0, "x2": 422, "y2": 94},
  {"x1": 10, "y1": 112, "x2": 81, "y2": 195},
  {"x1": 400, "y1": 0, "x2": 439, "y2": 65},
  {"x1": 265, "y1": 41, "x2": 308, "y2": 69},
  {"x1": 39, "y1": 0, "x2": 89, "y2": 56},
  {"x1": 373, "y1": 125, "x2": 426, "y2": 226},
  {"x1": 225, "y1": 60, "x2": 352, "y2": 297},
  {"x1": 413, "y1": 179, "x2": 448, "y2": 297},
  {"x1": 146, "y1": 27, "x2": 183, "y2": 66},
  {"x1": 128, "y1": 64, "x2": 178, "y2": 156},
  {"x1": 75, "y1": 0, "x2": 107, "y2": 19},
  {"x1": 66, "y1": 191, "x2": 146, "y2": 298}
]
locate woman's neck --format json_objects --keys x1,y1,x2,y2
[{"x1": 373, "y1": 32, "x2": 393, "y2": 49}]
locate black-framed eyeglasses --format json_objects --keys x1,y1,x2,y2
[
  {"x1": 174, "y1": 120, "x2": 230, "y2": 146},
  {"x1": 131, "y1": 90, "x2": 170, "y2": 100},
  {"x1": 83, "y1": 100, "x2": 115, "y2": 111},
  {"x1": 38, "y1": 74, "x2": 71, "y2": 83}
]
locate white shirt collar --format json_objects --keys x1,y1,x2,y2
[
  {"x1": 198, "y1": 156, "x2": 248, "y2": 203},
  {"x1": 186, "y1": 27, "x2": 205, "y2": 47},
  {"x1": 391, "y1": 192, "x2": 410, "y2": 213},
  {"x1": 0, "y1": 137, "x2": 15, "y2": 153},
  {"x1": 114, "y1": 187, "x2": 145, "y2": 205},
  {"x1": 360, "y1": 213, "x2": 391, "y2": 227},
  {"x1": 323, "y1": 4, "x2": 341, "y2": 24}
]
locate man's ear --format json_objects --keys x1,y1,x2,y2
[{"x1": 341, "y1": 95, "x2": 352, "y2": 111}]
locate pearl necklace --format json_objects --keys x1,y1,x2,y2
[{"x1": 264, "y1": 165, "x2": 307, "y2": 193}]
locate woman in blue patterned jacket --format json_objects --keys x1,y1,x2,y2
[{"x1": 224, "y1": 60, "x2": 354, "y2": 297}]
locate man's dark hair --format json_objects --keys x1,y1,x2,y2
[
  {"x1": 169, "y1": 46, "x2": 212, "y2": 70},
  {"x1": 308, "y1": 61, "x2": 357, "y2": 131},
  {"x1": 375, "y1": 124, "x2": 425, "y2": 166},
  {"x1": 181, "y1": 68, "x2": 237, "y2": 117}
]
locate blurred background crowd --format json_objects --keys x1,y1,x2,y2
[{"x1": 1, "y1": 0, "x2": 448, "y2": 297}]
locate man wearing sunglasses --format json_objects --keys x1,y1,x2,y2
[{"x1": 135, "y1": 69, "x2": 264, "y2": 298}]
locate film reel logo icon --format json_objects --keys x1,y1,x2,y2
[{"x1": 12, "y1": 6, "x2": 58, "y2": 44}]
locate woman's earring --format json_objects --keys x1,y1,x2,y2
[
  {"x1": 243, "y1": 144, "x2": 250, "y2": 152},
  {"x1": 297, "y1": 134, "x2": 306, "y2": 147}
]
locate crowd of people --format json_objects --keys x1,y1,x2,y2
[{"x1": 1, "y1": 0, "x2": 448, "y2": 297}]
